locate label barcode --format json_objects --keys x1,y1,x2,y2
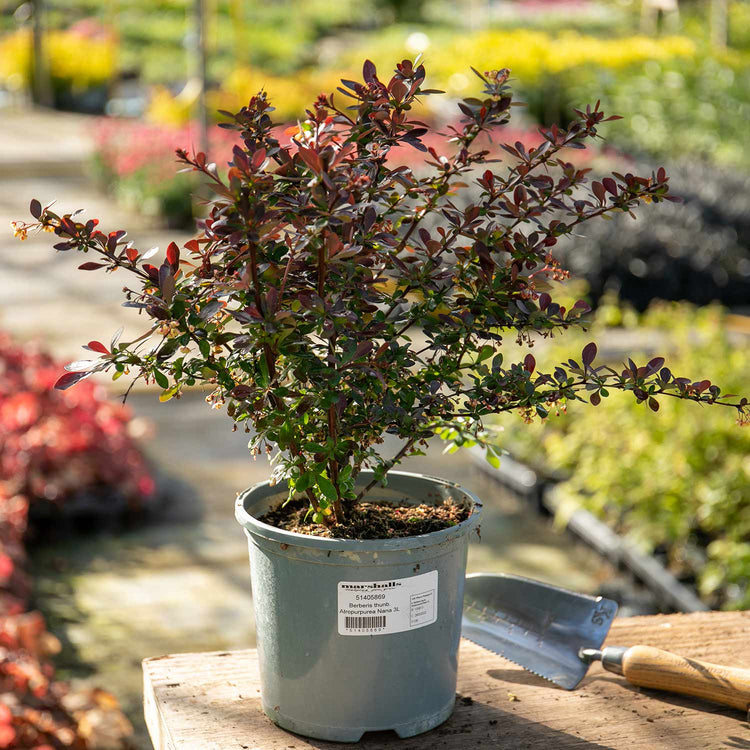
[{"x1": 345, "y1": 616, "x2": 386, "y2": 630}]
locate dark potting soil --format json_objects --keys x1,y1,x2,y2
[{"x1": 259, "y1": 496, "x2": 471, "y2": 540}]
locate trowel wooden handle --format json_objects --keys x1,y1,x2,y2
[{"x1": 621, "y1": 645, "x2": 750, "y2": 713}]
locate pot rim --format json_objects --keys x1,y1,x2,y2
[{"x1": 235, "y1": 469, "x2": 482, "y2": 552}]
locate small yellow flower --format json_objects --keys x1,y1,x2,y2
[{"x1": 10, "y1": 221, "x2": 28, "y2": 240}]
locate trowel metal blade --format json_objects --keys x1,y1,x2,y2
[{"x1": 462, "y1": 573, "x2": 618, "y2": 690}]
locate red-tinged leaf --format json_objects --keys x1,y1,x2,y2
[
  {"x1": 298, "y1": 147, "x2": 322, "y2": 173},
  {"x1": 184, "y1": 238, "x2": 200, "y2": 253},
  {"x1": 523, "y1": 353, "x2": 535, "y2": 374},
  {"x1": 87, "y1": 341, "x2": 109, "y2": 354},
  {"x1": 695, "y1": 380, "x2": 711, "y2": 393},
  {"x1": 353, "y1": 340, "x2": 374, "y2": 360},
  {"x1": 161, "y1": 273, "x2": 175, "y2": 304},
  {"x1": 590, "y1": 392, "x2": 601, "y2": 406},
  {"x1": 390, "y1": 80, "x2": 408, "y2": 101},
  {"x1": 538, "y1": 292, "x2": 551, "y2": 310},
  {"x1": 125, "y1": 247, "x2": 139, "y2": 262},
  {"x1": 232, "y1": 385, "x2": 254, "y2": 399},
  {"x1": 78, "y1": 262, "x2": 106, "y2": 270},
  {"x1": 60, "y1": 216, "x2": 77, "y2": 235},
  {"x1": 266, "y1": 287, "x2": 279, "y2": 313},
  {"x1": 657, "y1": 167, "x2": 666, "y2": 183},
  {"x1": 30, "y1": 198, "x2": 42, "y2": 219},
  {"x1": 582, "y1": 342, "x2": 597, "y2": 368},
  {"x1": 647, "y1": 356, "x2": 665, "y2": 373},
  {"x1": 591, "y1": 181, "x2": 606, "y2": 204},
  {"x1": 251, "y1": 148, "x2": 267, "y2": 170},
  {"x1": 54, "y1": 370, "x2": 91, "y2": 390},
  {"x1": 602, "y1": 177, "x2": 617, "y2": 196},
  {"x1": 363, "y1": 59, "x2": 377, "y2": 83},
  {"x1": 648, "y1": 397, "x2": 659, "y2": 412},
  {"x1": 513, "y1": 185, "x2": 527, "y2": 205},
  {"x1": 166, "y1": 241, "x2": 180, "y2": 268}
]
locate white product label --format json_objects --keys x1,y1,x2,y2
[{"x1": 337, "y1": 570, "x2": 438, "y2": 636}]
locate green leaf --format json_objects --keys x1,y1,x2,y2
[
  {"x1": 198, "y1": 338, "x2": 210, "y2": 358},
  {"x1": 295, "y1": 471, "x2": 313, "y2": 493},
  {"x1": 258, "y1": 355, "x2": 269, "y2": 387},
  {"x1": 159, "y1": 385, "x2": 179, "y2": 402},
  {"x1": 476, "y1": 345, "x2": 494, "y2": 363},
  {"x1": 485, "y1": 450, "x2": 501, "y2": 470},
  {"x1": 153, "y1": 369, "x2": 169, "y2": 389},
  {"x1": 317, "y1": 475, "x2": 338, "y2": 503}
]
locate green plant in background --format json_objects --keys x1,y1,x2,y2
[
  {"x1": 568, "y1": 51, "x2": 750, "y2": 168},
  {"x1": 493, "y1": 296, "x2": 750, "y2": 609},
  {"x1": 17, "y1": 0, "x2": 377, "y2": 84}
]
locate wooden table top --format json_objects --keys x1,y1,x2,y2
[{"x1": 143, "y1": 610, "x2": 750, "y2": 749}]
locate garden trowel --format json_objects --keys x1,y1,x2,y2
[{"x1": 462, "y1": 573, "x2": 750, "y2": 719}]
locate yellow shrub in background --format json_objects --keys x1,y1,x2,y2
[
  {"x1": 147, "y1": 83, "x2": 198, "y2": 128},
  {"x1": 47, "y1": 28, "x2": 116, "y2": 91},
  {"x1": 146, "y1": 28, "x2": 695, "y2": 127},
  {"x1": 387, "y1": 30, "x2": 695, "y2": 92},
  {"x1": 148, "y1": 66, "x2": 344, "y2": 126},
  {"x1": 0, "y1": 29, "x2": 30, "y2": 92},
  {"x1": 0, "y1": 28, "x2": 116, "y2": 93}
]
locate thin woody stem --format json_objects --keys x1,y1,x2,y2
[{"x1": 355, "y1": 436, "x2": 418, "y2": 503}]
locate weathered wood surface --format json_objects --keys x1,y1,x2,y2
[{"x1": 143, "y1": 611, "x2": 750, "y2": 750}]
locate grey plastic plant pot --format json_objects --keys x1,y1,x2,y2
[{"x1": 234, "y1": 470, "x2": 482, "y2": 742}]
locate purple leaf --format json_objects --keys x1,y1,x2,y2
[
  {"x1": 582, "y1": 342, "x2": 597, "y2": 368},
  {"x1": 54, "y1": 370, "x2": 92, "y2": 390}
]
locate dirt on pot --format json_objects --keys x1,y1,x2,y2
[{"x1": 259, "y1": 497, "x2": 471, "y2": 539}]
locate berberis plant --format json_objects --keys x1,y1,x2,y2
[{"x1": 15, "y1": 59, "x2": 749, "y2": 534}]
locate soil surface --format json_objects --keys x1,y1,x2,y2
[{"x1": 260, "y1": 496, "x2": 472, "y2": 539}]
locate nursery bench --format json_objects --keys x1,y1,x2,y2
[{"x1": 143, "y1": 610, "x2": 749, "y2": 749}]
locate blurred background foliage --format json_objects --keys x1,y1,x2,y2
[
  {"x1": 490, "y1": 297, "x2": 750, "y2": 610},
  {"x1": 3, "y1": 0, "x2": 749, "y2": 209}
]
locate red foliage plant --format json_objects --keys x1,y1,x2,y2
[
  {"x1": 14, "y1": 59, "x2": 749, "y2": 531},
  {"x1": 0, "y1": 332, "x2": 155, "y2": 511},
  {"x1": 0, "y1": 333, "x2": 146, "y2": 747}
]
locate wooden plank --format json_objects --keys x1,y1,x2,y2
[{"x1": 143, "y1": 611, "x2": 750, "y2": 750}]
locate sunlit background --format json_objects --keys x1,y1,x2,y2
[{"x1": 1, "y1": 1, "x2": 749, "y2": 747}]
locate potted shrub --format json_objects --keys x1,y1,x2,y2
[{"x1": 14, "y1": 59, "x2": 748, "y2": 741}]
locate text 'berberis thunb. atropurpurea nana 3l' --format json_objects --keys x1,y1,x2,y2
[{"x1": 15, "y1": 59, "x2": 749, "y2": 533}]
